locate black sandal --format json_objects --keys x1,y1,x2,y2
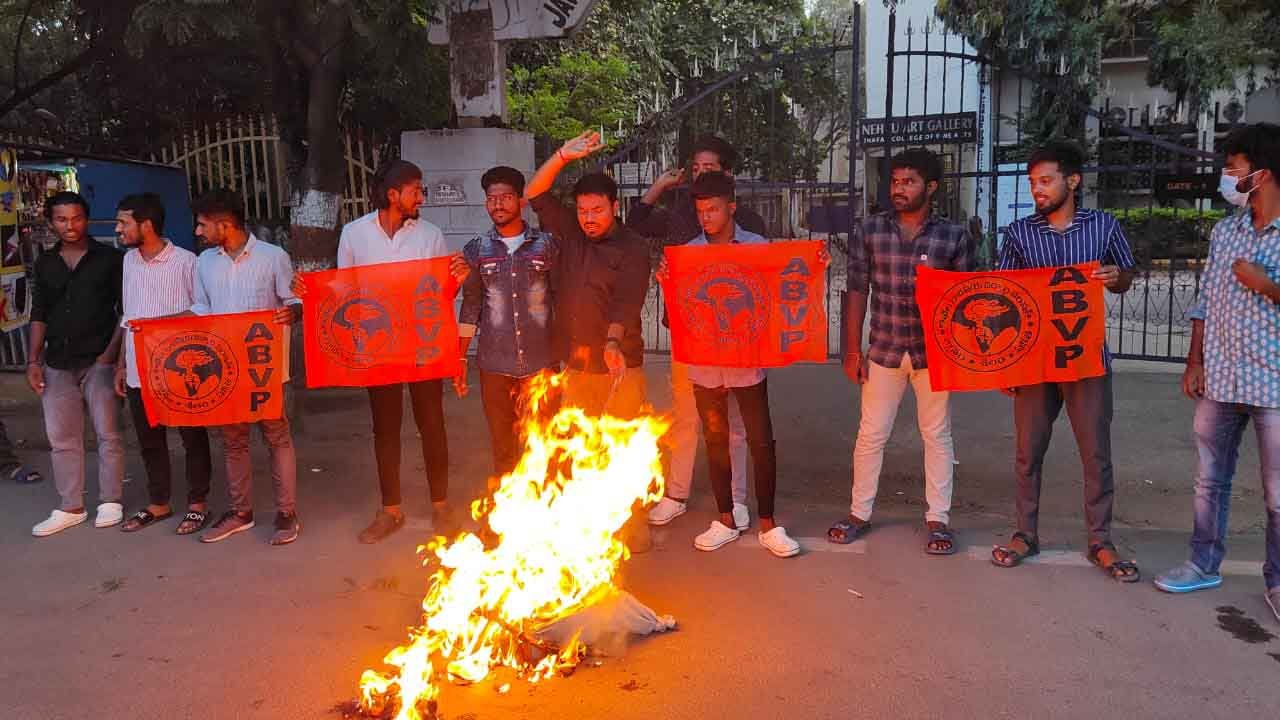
[
  {"x1": 176, "y1": 510, "x2": 210, "y2": 536},
  {"x1": 1088, "y1": 543, "x2": 1140, "y2": 583},
  {"x1": 991, "y1": 531, "x2": 1039, "y2": 567},
  {"x1": 826, "y1": 515, "x2": 871, "y2": 544},
  {"x1": 925, "y1": 522, "x2": 956, "y2": 555},
  {"x1": 121, "y1": 509, "x2": 173, "y2": 533}
]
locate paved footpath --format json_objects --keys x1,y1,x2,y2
[{"x1": 2, "y1": 363, "x2": 1278, "y2": 719}]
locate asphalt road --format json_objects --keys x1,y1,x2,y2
[{"x1": 3, "y1": 362, "x2": 1278, "y2": 719}]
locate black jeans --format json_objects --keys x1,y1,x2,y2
[
  {"x1": 125, "y1": 388, "x2": 212, "y2": 506},
  {"x1": 693, "y1": 379, "x2": 777, "y2": 519},
  {"x1": 368, "y1": 380, "x2": 448, "y2": 505},
  {"x1": 478, "y1": 370, "x2": 557, "y2": 476}
]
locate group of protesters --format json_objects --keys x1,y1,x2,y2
[{"x1": 6, "y1": 119, "x2": 1280, "y2": 620}]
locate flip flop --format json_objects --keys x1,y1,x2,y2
[
  {"x1": 176, "y1": 509, "x2": 211, "y2": 536},
  {"x1": 1088, "y1": 543, "x2": 1141, "y2": 583},
  {"x1": 121, "y1": 509, "x2": 174, "y2": 533},
  {"x1": 991, "y1": 532, "x2": 1039, "y2": 568},
  {"x1": 826, "y1": 515, "x2": 870, "y2": 545}
]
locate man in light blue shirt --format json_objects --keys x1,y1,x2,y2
[
  {"x1": 657, "y1": 173, "x2": 800, "y2": 559},
  {"x1": 1155, "y1": 123, "x2": 1280, "y2": 623}
]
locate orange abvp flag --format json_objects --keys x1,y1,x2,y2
[
  {"x1": 663, "y1": 240, "x2": 827, "y2": 368},
  {"x1": 134, "y1": 310, "x2": 285, "y2": 427},
  {"x1": 300, "y1": 257, "x2": 461, "y2": 388},
  {"x1": 914, "y1": 262, "x2": 1107, "y2": 392}
]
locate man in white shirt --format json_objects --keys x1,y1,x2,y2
[
  {"x1": 295, "y1": 160, "x2": 461, "y2": 544},
  {"x1": 111, "y1": 193, "x2": 213, "y2": 535},
  {"x1": 188, "y1": 189, "x2": 302, "y2": 546}
]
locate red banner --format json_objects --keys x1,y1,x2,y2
[
  {"x1": 663, "y1": 240, "x2": 827, "y2": 367},
  {"x1": 133, "y1": 310, "x2": 285, "y2": 427},
  {"x1": 915, "y1": 262, "x2": 1107, "y2": 391},
  {"x1": 301, "y1": 257, "x2": 461, "y2": 388}
]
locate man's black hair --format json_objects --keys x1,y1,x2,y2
[
  {"x1": 689, "y1": 135, "x2": 739, "y2": 173},
  {"x1": 44, "y1": 191, "x2": 90, "y2": 220},
  {"x1": 371, "y1": 159, "x2": 423, "y2": 209},
  {"x1": 1028, "y1": 140, "x2": 1086, "y2": 179},
  {"x1": 481, "y1": 166, "x2": 526, "y2": 196},
  {"x1": 888, "y1": 148, "x2": 943, "y2": 185},
  {"x1": 1223, "y1": 122, "x2": 1280, "y2": 180},
  {"x1": 191, "y1": 189, "x2": 246, "y2": 228},
  {"x1": 572, "y1": 172, "x2": 618, "y2": 202},
  {"x1": 690, "y1": 172, "x2": 736, "y2": 202},
  {"x1": 117, "y1": 193, "x2": 166, "y2": 235}
]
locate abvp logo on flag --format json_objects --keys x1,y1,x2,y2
[
  {"x1": 150, "y1": 331, "x2": 238, "y2": 413},
  {"x1": 678, "y1": 262, "x2": 770, "y2": 348},
  {"x1": 317, "y1": 286, "x2": 401, "y2": 369}
]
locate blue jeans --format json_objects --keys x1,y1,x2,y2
[{"x1": 1190, "y1": 398, "x2": 1280, "y2": 589}]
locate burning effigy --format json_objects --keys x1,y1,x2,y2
[{"x1": 357, "y1": 375, "x2": 675, "y2": 720}]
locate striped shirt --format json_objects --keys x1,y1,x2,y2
[
  {"x1": 337, "y1": 212, "x2": 449, "y2": 269},
  {"x1": 120, "y1": 241, "x2": 198, "y2": 388},
  {"x1": 685, "y1": 225, "x2": 770, "y2": 390},
  {"x1": 1189, "y1": 210, "x2": 1280, "y2": 407},
  {"x1": 998, "y1": 208, "x2": 1136, "y2": 271},
  {"x1": 998, "y1": 208, "x2": 1136, "y2": 370}
]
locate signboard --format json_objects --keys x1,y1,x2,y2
[
  {"x1": 428, "y1": 0, "x2": 599, "y2": 43},
  {"x1": 1155, "y1": 173, "x2": 1217, "y2": 201},
  {"x1": 614, "y1": 161, "x2": 656, "y2": 198},
  {"x1": 860, "y1": 112, "x2": 978, "y2": 147}
]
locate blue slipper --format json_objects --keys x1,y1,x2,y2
[{"x1": 1154, "y1": 561, "x2": 1223, "y2": 593}]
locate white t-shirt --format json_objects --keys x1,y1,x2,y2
[
  {"x1": 499, "y1": 233, "x2": 526, "y2": 255},
  {"x1": 337, "y1": 212, "x2": 449, "y2": 268}
]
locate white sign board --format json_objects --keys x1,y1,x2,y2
[
  {"x1": 995, "y1": 162, "x2": 1033, "y2": 243},
  {"x1": 428, "y1": 0, "x2": 599, "y2": 44}
]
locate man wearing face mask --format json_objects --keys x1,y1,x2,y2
[
  {"x1": 827, "y1": 149, "x2": 974, "y2": 555},
  {"x1": 1154, "y1": 123, "x2": 1280, "y2": 623},
  {"x1": 990, "y1": 141, "x2": 1140, "y2": 583},
  {"x1": 629, "y1": 136, "x2": 764, "y2": 531}
]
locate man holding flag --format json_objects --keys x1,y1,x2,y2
[
  {"x1": 828, "y1": 149, "x2": 974, "y2": 555},
  {"x1": 989, "y1": 141, "x2": 1139, "y2": 581},
  {"x1": 112, "y1": 193, "x2": 214, "y2": 535},
  {"x1": 292, "y1": 160, "x2": 462, "y2": 545},
  {"x1": 457, "y1": 166, "x2": 559, "y2": 477},
  {"x1": 188, "y1": 190, "x2": 302, "y2": 546}
]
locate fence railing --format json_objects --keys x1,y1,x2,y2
[{"x1": 150, "y1": 114, "x2": 391, "y2": 225}]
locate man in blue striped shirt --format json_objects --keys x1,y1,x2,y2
[{"x1": 990, "y1": 141, "x2": 1141, "y2": 583}]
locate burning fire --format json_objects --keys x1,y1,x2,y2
[{"x1": 358, "y1": 373, "x2": 669, "y2": 720}]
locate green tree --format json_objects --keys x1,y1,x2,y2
[{"x1": 508, "y1": 49, "x2": 638, "y2": 146}]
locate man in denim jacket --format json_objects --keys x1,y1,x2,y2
[{"x1": 457, "y1": 166, "x2": 559, "y2": 476}]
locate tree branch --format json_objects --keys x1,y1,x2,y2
[
  {"x1": 12, "y1": 0, "x2": 35, "y2": 95},
  {"x1": 0, "y1": 43, "x2": 98, "y2": 118}
]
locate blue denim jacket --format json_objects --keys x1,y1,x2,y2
[{"x1": 459, "y1": 225, "x2": 559, "y2": 377}]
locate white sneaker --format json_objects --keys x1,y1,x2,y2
[
  {"x1": 95, "y1": 502, "x2": 124, "y2": 528},
  {"x1": 32, "y1": 509, "x2": 88, "y2": 537},
  {"x1": 758, "y1": 526, "x2": 801, "y2": 558},
  {"x1": 647, "y1": 497, "x2": 687, "y2": 526},
  {"x1": 694, "y1": 520, "x2": 740, "y2": 551},
  {"x1": 732, "y1": 503, "x2": 750, "y2": 531}
]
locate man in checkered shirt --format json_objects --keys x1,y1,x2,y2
[{"x1": 828, "y1": 148, "x2": 975, "y2": 555}]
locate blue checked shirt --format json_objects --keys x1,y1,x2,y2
[
  {"x1": 847, "y1": 211, "x2": 976, "y2": 369},
  {"x1": 1188, "y1": 210, "x2": 1280, "y2": 407}
]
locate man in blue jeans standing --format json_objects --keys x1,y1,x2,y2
[{"x1": 1155, "y1": 123, "x2": 1280, "y2": 624}]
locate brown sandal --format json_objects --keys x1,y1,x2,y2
[
  {"x1": 1088, "y1": 544, "x2": 1140, "y2": 583},
  {"x1": 991, "y1": 532, "x2": 1039, "y2": 567}
]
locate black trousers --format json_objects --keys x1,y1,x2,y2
[
  {"x1": 126, "y1": 388, "x2": 213, "y2": 506},
  {"x1": 479, "y1": 369, "x2": 558, "y2": 477},
  {"x1": 368, "y1": 380, "x2": 449, "y2": 505},
  {"x1": 693, "y1": 379, "x2": 777, "y2": 519}
]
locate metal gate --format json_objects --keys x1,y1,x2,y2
[
  {"x1": 877, "y1": 5, "x2": 1230, "y2": 363},
  {"x1": 596, "y1": 18, "x2": 860, "y2": 359}
]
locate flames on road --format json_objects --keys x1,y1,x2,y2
[{"x1": 358, "y1": 374, "x2": 668, "y2": 720}]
